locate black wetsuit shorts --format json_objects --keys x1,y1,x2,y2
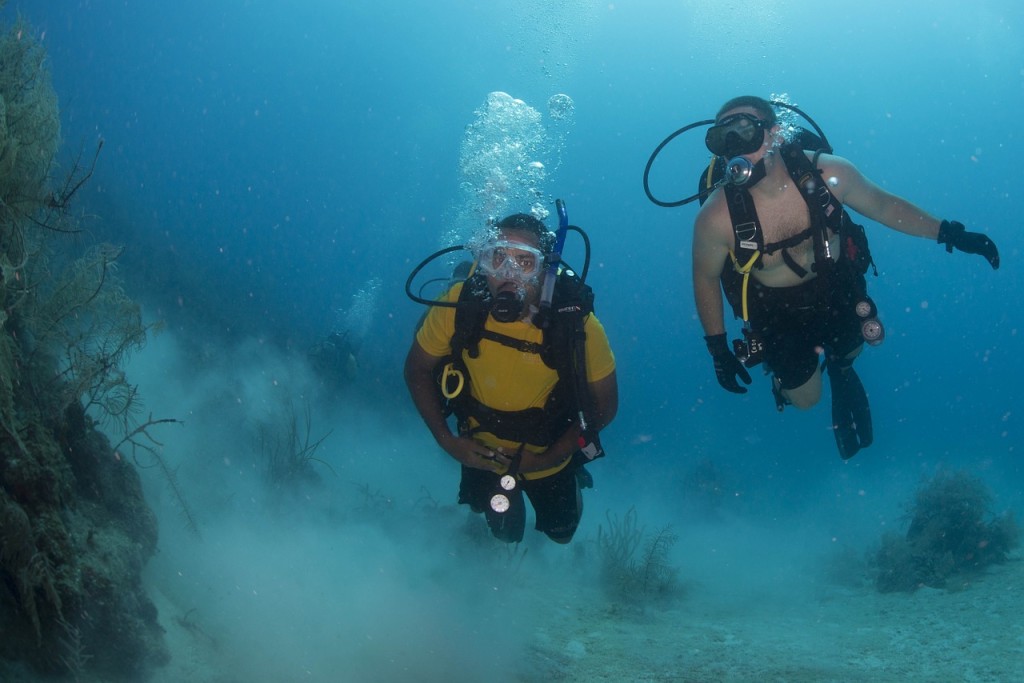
[
  {"x1": 458, "y1": 462, "x2": 582, "y2": 544},
  {"x1": 747, "y1": 266, "x2": 866, "y2": 390}
]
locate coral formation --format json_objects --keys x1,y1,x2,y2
[
  {"x1": 0, "y1": 14, "x2": 169, "y2": 681},
  {"x1": 873, "y1": 470, "x2": 1019, "y2": 593},
  {"x1": 258, "y1": 399, "x2": 333, "y2": 496},
  {"x1": 596, "y1": 507, "x2": 680, "y2": 604}
]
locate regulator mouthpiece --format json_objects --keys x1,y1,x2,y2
[
  {"x1": 725, "y1": 156, "x2": 755, "y2": 185},
  {"x1": 490, "y1": 290, "x2": 523, "y2": 323}
]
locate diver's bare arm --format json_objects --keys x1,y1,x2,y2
[
  {"x1": 404, "y1": 342, "x2": 505, "y2": 471},
  {"x1": 692, "y1": 213, "x2": 730, "y2": 336},
  {"x1": 403, "y1": 342, "x2": 456, "y2": 448},
  {"x1": 822, "y1": 155, "x2": 941, "y2": 238},
  {"x1": 588, "y1": 371, "x2": 618, "y2": 433}
]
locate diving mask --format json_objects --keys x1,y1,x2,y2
[
  {"x1": 476, "y1": 240, "x2": 545, "y2": 282},
  {"x1": 705, "y1": 113, "x2": 769, "y2": 157}
]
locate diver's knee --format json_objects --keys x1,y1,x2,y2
[
  {"x1": 786, "y1": 392, "x2": 820, "y2": 410},
  {"x1": 784, "y1": 375, "x2": 822, "y2": 409},
  {"x1": 545, "y1": 523, "x2": 578, "y2": 544},
  {"x1": 546, "y1": 531, "x2": 575, "y2": 544}
]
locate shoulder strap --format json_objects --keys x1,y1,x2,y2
[
  {"x1": 451, "y1": 272, "x2": 491, "y2": 359},
  {"x1": 723, "y1": 182, "x2": 765, "y2": 268},
  {"x1": 543, "y1": 269, "x2": 604, "y2": 454},
  {"x1": 542, "y1": 268, "x2": 593, "y2": 367},
  {"x1": 789, "y1": 147, "x2": 876, "y2": 275},
  {"x1": 780, "y1": 145, "x2": 845, "y2": 237}
]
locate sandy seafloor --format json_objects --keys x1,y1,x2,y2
[
  {"x1": 143, "y1": 529, "x2": 1023, "y2": 683},
  {"x1": 520, "y1": 563, "x2": 1024, "y2": 682}
]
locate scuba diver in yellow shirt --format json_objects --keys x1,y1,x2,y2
[{"x1": 404, "y1": 209, "x2": 618, "y2": 544}]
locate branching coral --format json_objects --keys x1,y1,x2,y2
[
  {"x1": 0, "y1": 15, "x2": 171, "y2": 680},
  {"x1": 25, "y1": 243, "x2": 151, "y2": 423},
  {"x1": 873, "y1": 469, "x2": 1020, "y2": 592},
  {"x1": 113, "y1": 414, "x2": 197, "y2": 539},
  {"x1": 257, "y1": 399, "x2": 334, "y2": 494},
  {"x1": 597, "y1": 507, "x2": 681, "y2": 603}
]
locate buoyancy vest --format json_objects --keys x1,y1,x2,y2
[
  {"x1": 441, "y1": 268, "x2": 597, "y2": 450},
  {"x1": 718, "y1": 144, "x2": 876, "y2": 321}
]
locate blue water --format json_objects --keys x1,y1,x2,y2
[{"x1": 8, "y1": 1, "x2": 1024, "y2": 680}]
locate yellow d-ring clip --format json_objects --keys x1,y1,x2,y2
[{"x1": 441, "y1": 362, "x2": 465, "y2": 400}]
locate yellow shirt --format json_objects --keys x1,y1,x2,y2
[{"x1": 416, "y1": 281, "x2": 616, "y2": 477}]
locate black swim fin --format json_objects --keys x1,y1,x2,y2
[
  {"x1": 827, "y1": 360, "x2": 873, "y2": 459},
  {"x1": 575, "y1": 464, "x2": 594, "y2": 490}
]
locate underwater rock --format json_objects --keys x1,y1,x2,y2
[{"x1": 1, "y1": 401, "x2": 169, "y2": 681}]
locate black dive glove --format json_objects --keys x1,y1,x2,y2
[
  {"x1": 704, "y1": 333, "x2": 752, "y2": 394},
  {"x1": 937, "y1": 220, "x2": 999, "y2": 270}
]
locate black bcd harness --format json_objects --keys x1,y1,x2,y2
[
  {"x1": 704, "y1": 142, "x2": 877, "y2": 322},
  {"x1": 439, "y1": 269, "x2": 602, "y2": 456}
]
